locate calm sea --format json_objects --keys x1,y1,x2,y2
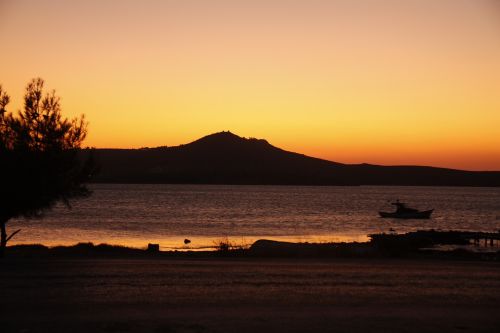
[{"x1": 9, "y1": 184, "x2": 500, "y2": 249}]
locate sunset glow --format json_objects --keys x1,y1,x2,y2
[{"x1": 1, "y1": 0, "x2": 499, "y2": 170}]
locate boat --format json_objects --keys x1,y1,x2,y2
[{"x1": 379, "y1": 201, "x2": 433, "y2": 219}]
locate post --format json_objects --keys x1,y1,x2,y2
[{"x1": 0, "y1": 219, "x2": 7, "y2": 258}]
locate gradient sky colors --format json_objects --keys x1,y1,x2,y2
[{"x1": 1, "y1": 0, "x2": 499, "y2": 170}]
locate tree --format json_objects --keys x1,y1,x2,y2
[{"x1": 0, "y1": 78, "x2": 94, "y2": 257}]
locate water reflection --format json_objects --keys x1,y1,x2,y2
[{"x1": 9, "y1": 184, "x2": 500, "y2": 248}]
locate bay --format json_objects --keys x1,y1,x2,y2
[{"x1": 9, "y1": 184, "x2": 500, "y2": 250}]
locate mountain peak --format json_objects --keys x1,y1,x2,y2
[
  {"x1": 200, "y1": 130, "x2": 242, "y2": 141},
  {"x1": 188, "y1": 131, "x2": 270, "y2": 147}
]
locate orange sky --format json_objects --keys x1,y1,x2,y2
[{"x1": 1, "y1": 0, "x2": 499, "y2": 171}]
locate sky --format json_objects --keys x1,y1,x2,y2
[{"x1": 1, "y1": 0, "x2": 499, "y2": 170}]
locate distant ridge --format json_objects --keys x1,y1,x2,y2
[{"x1": 85, "y1": 131, "x2": 500, "y2": 186}]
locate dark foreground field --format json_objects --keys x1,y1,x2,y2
[{"x1": 1, "y1": 258, "x2": 499, "y2": 333}]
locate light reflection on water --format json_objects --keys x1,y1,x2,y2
[{"x1": 9, "y1": 184, "x2": 500, "y2": 249}]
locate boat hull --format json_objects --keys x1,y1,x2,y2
[{"x1": 379, "y1": 209, "x2": 433, "y2": 219}]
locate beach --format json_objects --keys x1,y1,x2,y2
[{"x1": 2, "y1": 257, "x2": 499, "y2": 332}]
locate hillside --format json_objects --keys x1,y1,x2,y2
[{"x1": 85, "y1": 131, "x2": 500, "y2": 186}]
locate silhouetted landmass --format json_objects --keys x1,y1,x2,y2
[{"x1": 84, "y1": 131, "x2": 500, "y2": 186}]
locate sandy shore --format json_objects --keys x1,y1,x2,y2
[{"x1": 1, "y1": 258, "x2": 499, "y2": 332}]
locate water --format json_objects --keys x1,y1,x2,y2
[{"x1": 9, "y1": 184, "x2": 500, "y2": 249}]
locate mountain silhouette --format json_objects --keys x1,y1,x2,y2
[{"x1": 86, "y1": 131, "x2": 500, "y2": 186}]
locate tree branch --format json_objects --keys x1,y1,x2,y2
[{"x1": 6, "y1": 229, "x2": 21, "y2": 243}]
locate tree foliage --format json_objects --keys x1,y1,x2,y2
[{"x1": 0, "y1": 78, "x2": 94, "y2": 255}]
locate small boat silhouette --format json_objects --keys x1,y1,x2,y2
[{"x1": 379, "y1": 200, "x2": 433, "y2": 219}]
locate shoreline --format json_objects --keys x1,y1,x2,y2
[
  {"x1": 6, "y1": 230, "x2": 500, "y2": 261},
  {"x1": 4, "y1": 232, "x2": 500, "y2": 333}
]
